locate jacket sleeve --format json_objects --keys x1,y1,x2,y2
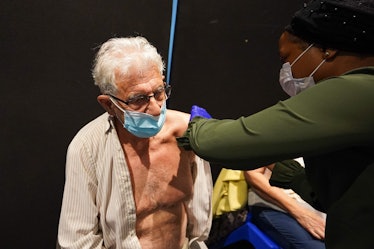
[{"x1": 177, "y1": 75, "x2": 374, "y2": 169}]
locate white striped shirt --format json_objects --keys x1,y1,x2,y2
[{"x1": 57, "y1": 113, "x2": 212, "y2": 249}]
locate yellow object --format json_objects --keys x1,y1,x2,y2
[{"x1": 212, "y1": 169, "x2": 248, "y2": 217}]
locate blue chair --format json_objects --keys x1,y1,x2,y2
[{"x1": 217, "y1": 212, "x2": 283, "y2": 249}]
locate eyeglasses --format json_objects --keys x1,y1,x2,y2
[{"x1": 109, "y1": 84, "x2": 171, "y2": 110}]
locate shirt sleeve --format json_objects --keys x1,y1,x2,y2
[
  {"x1": 177, "y1": 74, "x2": 374, "y2": 169},
  {"x1": 186, "y1": 156, "x2": 213, "y2": 248},
  {"x1": 58, "y1": 138, "x2": 105, "y2": 249}
]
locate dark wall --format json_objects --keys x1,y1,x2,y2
[
  {"x1": 170, "y1": 0, "x2": 302, "y2": 117},
  {"x1": 0, "y1": 0, "x2": 303, "y2": 248}
]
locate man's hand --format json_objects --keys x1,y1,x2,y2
[{"x1": 293, "y1": 208, "x2": 326, "y2": 240}]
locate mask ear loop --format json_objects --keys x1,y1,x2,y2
[
  {"x1": 308, "y1": 58, "x2": 326, "y2": 77},
  {"x1": 290, "y1": 43, "x2": 314, "y2": 67},
  {"x1": 109, "y1": 97, "x2": 126, "y2": 126},
  {"x1": 109, "y1": 97, "x2": 126, "y2": 113}
]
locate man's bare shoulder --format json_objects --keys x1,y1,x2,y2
[
  {"x1": 164, "y1": 109, "x2": 190, "y2": 135},
  {"x1": 167, "y1": 109, "x2": 190, "y2": 120}
]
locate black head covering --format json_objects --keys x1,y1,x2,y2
[{"x1": 286, "y1": 0, "x2": 374, "y2": 54}]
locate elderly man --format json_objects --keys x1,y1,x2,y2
[{"x1": 58, "y1": 36, "x2": 212, "y2": 249}]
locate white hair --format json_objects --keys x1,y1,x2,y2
[{"x1": 92, "y1": 36, "x2": 165, "y2": 94}]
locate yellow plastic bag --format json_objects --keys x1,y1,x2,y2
[{"x1": 212, "y1": 168, "x2": 248, "y2": 217}]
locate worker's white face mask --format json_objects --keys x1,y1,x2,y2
[{"x1": 279, "y1": 43, "x2": 325, "y2": 96}]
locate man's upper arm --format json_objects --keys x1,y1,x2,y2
[
  {"x1": 186, "y1": 156, "x2": 213, "y2": 242},
  {"x1": 58, "y1": 140, "x2": 104, "y2": 249}
]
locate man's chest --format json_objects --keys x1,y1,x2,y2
[{"x1": 125, "y1": 146, "x2": 195, "y2": 214}]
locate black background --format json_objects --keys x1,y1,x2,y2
[{"x1": 0, "y1": 0, "x2": 303, "y2": 247}]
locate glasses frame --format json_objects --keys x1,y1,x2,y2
[{"x1": 108, "y1": 84, "x2": 172, "y2": 109}]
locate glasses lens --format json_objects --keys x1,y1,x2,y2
[
  {"x1": 127, "y1": 95, "x2": 149, "y2": 108},
  {"x1": 125, "y1": 85, "x2": 172, "y2": 109},
  {"x1": 153, "y1": 86, "x2": 167, "y2": 101}
]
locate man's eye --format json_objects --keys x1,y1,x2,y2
[
  {"x1": 130, "y1": 95, "x2": 147, "y2": 104},
  {"x1": 154, "y1": 91, "x2": 163, "y2": 98}
]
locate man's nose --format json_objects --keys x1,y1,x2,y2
[{"x1": 145, "y1": 97, "x2": 162, "y2": 115}]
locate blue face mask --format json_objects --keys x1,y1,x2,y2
[{"x1": 111, "y1": 99, "x2": 167, "y2": 138}]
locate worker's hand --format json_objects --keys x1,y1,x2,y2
[{"x1": 189, "y1": 105, "x2": 212, "y2": 121}]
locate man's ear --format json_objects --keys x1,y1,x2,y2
[{"x1": 97, "y1": 95, "x2": 115, "y2": 115}]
